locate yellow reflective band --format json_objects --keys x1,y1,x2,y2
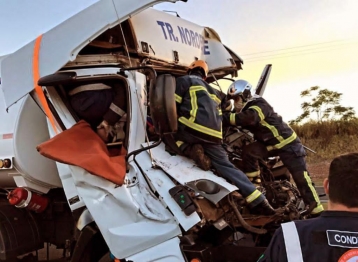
[
  {"x1": 249, "y1": 106, "x2": 265, "y2": 121},
  {"x1": 246, "y1": 189, "x2": 262, "y2": 203},
  {"x1": 175, "y1": 94, "x2": 182, "y2": 103},
  {"x1": 179, "y1": 117, "x2": 222, "y2": 138},
  {"x1": 176, "y1": 140, "x2": 184, "y2": 148},
  {"x1": 187, "y1": 85, "x2": 222, "y2": 123},
  {"x1": 250, "y1": 105, "x2": 286, "y2": 144},
  {"x1": 210, "y1": 94, "x2": 221, "y2": 104},
  {"x1": 190, "y1": 86, "x2": 207, "y2": 92},
  {"x1": 218, "y1": 109, "x2": 222, "y2": 115},
  {"x1": 190, "y1": 85, "x2": 221, "y2": 104},
  {"x1": 246, "y1": 170, "x2": 260, "y2": 178},
  {"x1": 230, "y1": 113, "x2": 236, "y2": 126},
  {"x1": 303, "y1": 171, "x2": 322, "y2": 206},
  {"x1": 312, "y1": 204, "x2": 324, "y2": 214},
  {"x1": 267, "y1": 132, "x2": 297, "y2": 151},
  {"x1": 261, "y1": 120, "x2": 284, "y2": 142},
  {"x1": 189, "y1": 89, "x2": 198, "y2": 122}
]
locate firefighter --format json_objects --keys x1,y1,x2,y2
[
  {"x1": 222, "y1": 79, "x2": 323, "y2": 216},
  {"x1": 69, "y1": 80, "x2": 127, "y2": 142},
  {"x1": 174, "y1": 60, "x2": 276, "y2": 215},
  {"x1": 258, "y1": 153, "x2": 358, "y2": 262}
]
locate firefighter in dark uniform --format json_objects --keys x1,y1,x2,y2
[
  {"x1": 68, "y1": 80, "x2": 127, "y2": 142},
  {"x1": 258, "y1": 153, "x2": 358, "y2": 262},
  {"x1": 174, "y1": 60, "x2": 276, "y2": 215},
  {"x1": 223, "y1": 80, "x2": 323, "y2": 216}
]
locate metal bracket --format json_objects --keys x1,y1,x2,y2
[{"x1": 173, "y1": 50, "x2": 179, "y2": 63}]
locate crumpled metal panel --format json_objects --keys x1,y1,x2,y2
[
  {"x1": 0, "y1": 0, "x2": 179, "y2": 109},
  {"x1": 147, "y1": 143, "x2": 238, "y2": 204}
]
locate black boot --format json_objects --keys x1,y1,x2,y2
[{"x1": 250, "y1": 199, "x2": 276, "y2": 216}]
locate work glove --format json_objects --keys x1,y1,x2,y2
[
  {"x1": 112, "y1": 114, "x2": 127, "y2": 142},
  {"x1": 97, "y1": 120, "x2": 115, "y2": 142}
]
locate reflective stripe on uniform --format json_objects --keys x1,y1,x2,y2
[
  {"x1": 210, "y1": 94, "x2": 221, "y2": 104},
  {"x1": 246, "y1": 189, "x2": 262, "y2": 203},
  {"x1": 267, "y1": 132, "x2": 297, "y2": 151},
  {"x1": 109, "y1": 103, "x2": 126, "y2": 117},
  {"x1": 281, "y1": 222, "x2": 304, "y2": 262},
  {"x1": 179, "y1": 117, "x2": 222, "y2": 138},
  {"x1": 249, "y1": 106, "x2": 265, "y2": 120},
  {"x1": 246, "y1": 170, "x2": 260, "y2": 178},
  {"x1": 249, "y1": 105, "x2": 297, "y2": 151},
  {"x1": 250, "y1": 105, "x2": 285, "y2": 142},
  {"x1": 178, "y1": 85, "x2": 222, "y2": 138},
  {"x1": 176, "y1": 140, "x2": 184, "y2": 148},
  {"x1": 303, "y1": 171, "x2": 323, "y2": 214},
  {"x1": 312, "y1": 204, "x2": 324, "y2": 214},
  {"x1": 189, "y1": 87, "x2": 199, "y2": 122},
  {"x1": 189, "y1": 86, "x2": 221, "y2": 104},
  {"x1": 261, "y1": 120, "x2": 284, "y2": 142},
  {"x1": 68, "y1": 83, "x2": 111, "y2": 96},
  {"x1": 230, "y1": 113, "x2": 236, "y2": 126},
  {"x1": 175, "y1": 94, "x2": 182, "y2": 103}
]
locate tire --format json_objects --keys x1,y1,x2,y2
[{"x1": 77, "y1": 232, "x2": 109, "y2": 262}]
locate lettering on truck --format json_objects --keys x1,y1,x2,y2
[{"x1": 156, "y1": 20, "x2": 210, "y2": 55}]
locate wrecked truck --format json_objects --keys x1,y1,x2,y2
[{"x1": 0, "y1": 1, "x2": 304, "y2": 261}]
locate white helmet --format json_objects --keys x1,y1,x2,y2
[{"x1": 227, "y1": 80, "x2": 252, "y2": 102}]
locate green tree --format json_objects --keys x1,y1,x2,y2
[{"x1": 290, "y1": 86, "x2": 356, "y2": 124}]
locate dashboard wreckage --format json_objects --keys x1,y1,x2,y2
[{"x1": 0, "y1": 1, "x2": 310, "y2": 261}]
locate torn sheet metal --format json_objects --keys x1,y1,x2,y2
[
  {"x1": 145, "y1": 143, "x2": 238, "y2": 204},
  {"x1": 135, "y1": 152, "x2": 201, "y2": 231}
]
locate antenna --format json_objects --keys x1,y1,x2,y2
[{"x1": 163, "y1": 10, "x2": 180, "y2": 17}]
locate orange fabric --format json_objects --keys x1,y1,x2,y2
[
  {"x1": 36, "y1": 120, "x2": 127, "y2": 185},
  {"x1": 33, "y1": 34, "x2": 58, "y2": 134}
]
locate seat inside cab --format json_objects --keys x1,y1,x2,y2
[{"x1": 38, "y1": 73, "x2": 130, "y2": 152}]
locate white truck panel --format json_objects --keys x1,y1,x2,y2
[
  {"x1": 13, "y1": 95, "x2": 61, "y2": 190},
  {"x1": 127, "y1": 72, "x2": 148, "y2": 155},
  {"x1": 127, "y1": 237, "x2": 185, "y2": 262},
  {"x1": 1, "y1": 0, "x2": 181, "y2": 109},
  {"x1": 131, "y1": 8, "x2": 236, "y2": 69},
  {"x1": 69, "y1": 164, "x2": 181, "y2": 259},
  {"x1": 136, "y1": 152, "x2": 201, "y2": 231}
]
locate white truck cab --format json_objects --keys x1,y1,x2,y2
[{"x1": 0, "y1": 1, "x2": 300, "y2": 262}]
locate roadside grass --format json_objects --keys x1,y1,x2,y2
[{"x1": 291, "y1": 119, "x2": 358, "y2": 164}]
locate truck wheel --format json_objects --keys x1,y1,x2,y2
[{"x1": 76, "y1": 232, "x2": 109, "y2": 262}]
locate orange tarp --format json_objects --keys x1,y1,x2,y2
[{"x1": 37, "y1": 120, "x2": 127, "y2": 185}]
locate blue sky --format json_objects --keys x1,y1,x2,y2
[{"x1": 1, "y1": 0, "x2": 358, "y2": 133}]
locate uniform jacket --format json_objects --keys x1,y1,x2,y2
[
  {"x1": 223, "y1": 96, "x2": 297, "y2": 151},
  {"x1": 175, "y1": 74, "x2": 224, "y2": 144},
  {"x1": 258, "y1": 211, "x2": 358, "y2": 262}
]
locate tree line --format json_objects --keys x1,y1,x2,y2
[{"x1": 289, "y1": 86, "x2": 355, "y2": 125}]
